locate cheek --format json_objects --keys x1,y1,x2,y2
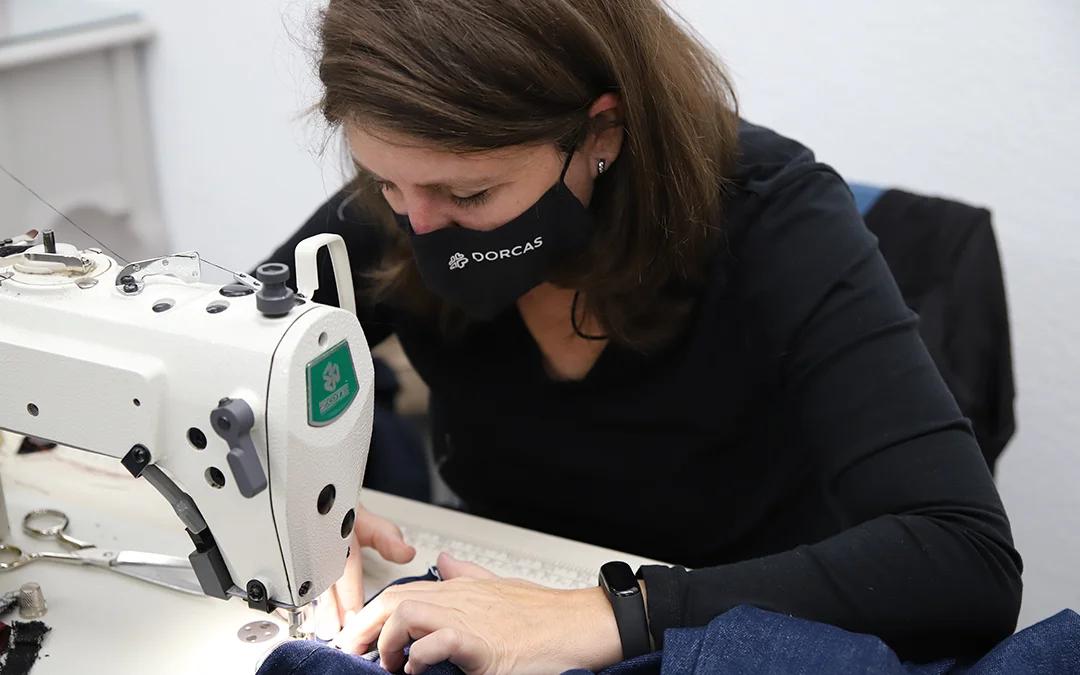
[
  {"x1": 561, "y1": 158, "x2": 595, "y2": 207},
  {"x1": 381, "y1": 190, "x2": 403, "y2": 213}
]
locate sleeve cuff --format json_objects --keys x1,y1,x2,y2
[{"x1": 636, "y1": 564, "x2": 690, "y2": 649}]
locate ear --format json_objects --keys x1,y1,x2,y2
[{"x1": 585, "y1": 93, "x2": 624, "y2": 173}]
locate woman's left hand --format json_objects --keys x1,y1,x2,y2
[{"x1": 332, "y1": 552, "x2": 624, "y2": 674}]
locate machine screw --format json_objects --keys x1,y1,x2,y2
[
  {"x1": 247, "y1": 580, "x2": 265, "y2": 602},
  {"x1": 131, "y1": 446, "x2": 149, "y2": 464}
]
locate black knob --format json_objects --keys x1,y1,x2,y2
[
  {"x1": 255, "y1": 263, "x2": 295, "y2": 317},
  {"x1": 247, "y1": 581, "x2": 265, "y2": 602}
]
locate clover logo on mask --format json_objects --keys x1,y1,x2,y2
[{"x1": 448, "y1": 252, "x2": 469, "y2": 271}]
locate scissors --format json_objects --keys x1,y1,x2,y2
[{"x1": 0, "y1": 508, "x2": 204, "y2": 596}]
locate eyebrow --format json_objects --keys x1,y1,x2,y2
[{"x1": 352, "y1": 157, "x2": 496, "y2": 191}]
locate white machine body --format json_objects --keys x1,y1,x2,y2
[{"x1": 0, "y1": 236, "x2": 373, "y2": 612}]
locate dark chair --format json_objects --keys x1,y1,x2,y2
[{"x1": 850, "y1": 183, "x2": 1016, "y2": 473}]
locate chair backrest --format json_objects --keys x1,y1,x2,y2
[{"x1": 849, "y1": 183, "x2": 1016, "y2": 472}]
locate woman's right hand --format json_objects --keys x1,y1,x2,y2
[{"x1": 314, "y1": 504, "x2": 416, "y2": 638}]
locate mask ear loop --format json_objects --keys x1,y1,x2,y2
[
  {"x1": 561, "y1": 133, "x2": 608, "y2": 341},
  {"x1": 559, "y1": 143, "x2": 577, "y2": 184},
  {"x1": 571, "y1": 291, "x2": 608, "y2": 341}
]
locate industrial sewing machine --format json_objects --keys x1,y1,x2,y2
[{"x1": 0, "y1": 228, "x2": 374, "y2": 636}]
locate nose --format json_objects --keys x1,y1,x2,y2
[{"x1": 403, "y1": 197, "x2": 452, "y2": 235}]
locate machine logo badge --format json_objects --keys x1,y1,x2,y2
[
  {"x1": 323, "y1": 363, "x2": 340, "y2": 392},
  {"x1": 448, "y1": 252, "x2": 469, "y2": 271},
  {"x1": 306, "y1": 340, "x2": 360, "y2": 427}
]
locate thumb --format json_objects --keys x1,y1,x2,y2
[{"x1": 436, "y1": 552, "x2": 497, "y2": 580}]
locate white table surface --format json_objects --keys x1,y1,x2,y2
[
  {"x1": 0, "y1": 433, "x2": 663, "y2": 674},
  {"x1": 0, "y1": 435, "x2": 293, "y2": 674}
]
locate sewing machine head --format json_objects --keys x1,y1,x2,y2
[{"x1": 0, "y1": 229, "x2": 373, "y2": 624}]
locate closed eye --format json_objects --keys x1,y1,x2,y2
[
  {"x1": 372, "y1": 178, "x2": 397, "y2": 194},
  {"x1": 451, "y1": 190, "x2": 492, "y2": 208},
  {"x1": 365, "y1": 172, "x2": 491, "y2": 209}
]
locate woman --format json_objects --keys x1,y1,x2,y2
[{"x1": 262, "y1": 0, "x2": 1022, "y2": 672}]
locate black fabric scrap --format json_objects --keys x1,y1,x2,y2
[
  {"x1": 0, "y1": 620, "x2": 51, "y2": 675},
  {"x1": 0, "y1": 243, "x2": 32, "y2": 258}
]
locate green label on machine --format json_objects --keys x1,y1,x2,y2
[{"x1": 307, "y1": 340, "x2": 359, "y2": 427}]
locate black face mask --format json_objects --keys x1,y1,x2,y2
[{"x1": 394, "y1": 148, "x2": 592, "y2": 321}]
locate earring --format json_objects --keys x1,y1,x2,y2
[{"x1": 597, "y1": 159, "x2": 607, "y2": 175}]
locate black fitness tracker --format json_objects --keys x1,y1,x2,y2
[{"x1": 599, "y1": 561, "x2": 651, "y2": 659}]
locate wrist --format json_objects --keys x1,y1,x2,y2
[{"x1": 569, "y1": 587, "x2": 624, "y2": 670}]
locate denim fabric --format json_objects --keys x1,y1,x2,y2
[
  {"x1": 563, "y1": 651, "x2": 663, "y2": 675},
  {"x1": 657, "y1": 605, "x2": 1080, "y2": 675},
  {"x1": 660, "y1": 606, "x2": 947, "y2": 675},
  {"x1": 960, "y1": 609, "x2": 1080, "y2": 675},
  {"x1": 258, "y1": 592, "x2": 1079, "y2": 675},
  {"x1": 256, "y1": 641, "x2": 463, "y2": 675},
  {"x1": 258, "y1": 641, "x2": 661, "y2": 675}
]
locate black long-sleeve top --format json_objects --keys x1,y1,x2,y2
[{"x1": 261, "y1": 121, "x2": 1022, "y2": 660}]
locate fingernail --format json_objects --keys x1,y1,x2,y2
[{"x1": 404, "y1": 662, "x2": 413, "y2": 675}]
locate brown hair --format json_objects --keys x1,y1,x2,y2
[{"x1": 318, "y1": 0, "x2": 739, "y2": 350}]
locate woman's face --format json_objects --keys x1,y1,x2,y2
[{"x1": 346, "y1": 125, "x2": 600, "y2": 235}]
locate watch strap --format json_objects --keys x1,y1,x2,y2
[{"x1": 599, "y1": 561, "x2": 651, "y2": 659}]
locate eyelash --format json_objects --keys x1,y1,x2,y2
[
  {"x1": 451, "y1": 190, "x2": 491, "y2": 208},
  {"x1": 371, "y1": 178, "x2": 395, "y2": 194},
  {"x1": 372, "y1": 179, "x2": 491, "y2": 209}
]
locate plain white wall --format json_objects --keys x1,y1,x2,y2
[
  {"x1": 88, "y1": 0, "x2": 347, "y2": 269},
  {"x1": 91, "y1": 0, "x2": 1078, "y2": 629}
]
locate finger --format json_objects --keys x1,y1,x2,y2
[
  {"x1": 331, "y1": 580, "x2": 444, "y2": 654},
  {"x1": 354, "y1": 506, "x2": 417, "y2": 564},
  {"x1": 362, "y1": 509, "x2": 412, "y2": 561},
  {"x1": 314, "y1": 586, "x2": 342, "y2": 639},
  {"x1": 378, "y1": 601, "x2": 461, "y2": 674},
  {"x1": 436, "y1": 552, "x2": 497, "y2": 580},
  {"x1": 332, "y1": 588, "x2": 401, "y2": 654},
  {"x1": 406, "y1": 627, "x2": 481, "y2": 675},
  {"x1": 352, "y1": 506, "x2": 378, "y2": 547},
  {"x1": 334, "y1": 532, "x2": 366, "y2": 621}
]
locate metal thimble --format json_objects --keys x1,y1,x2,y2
[{"x1": 18, "y1": 582, "x2": 47, "y2": 619}]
